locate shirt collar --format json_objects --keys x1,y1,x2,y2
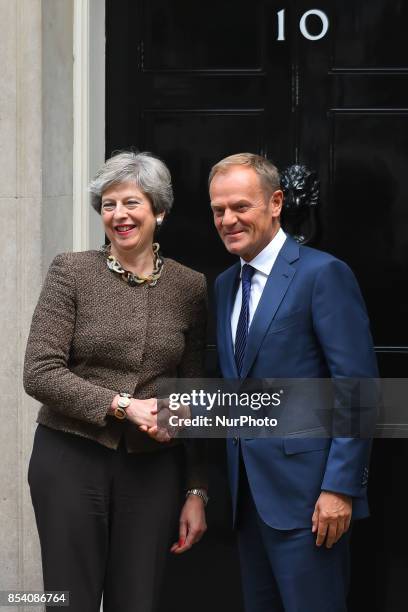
[{"x1": 240, "y1": 227, "x2": 287, "y2": 276}]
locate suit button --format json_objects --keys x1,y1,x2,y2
[{"x1": 232, "y1": 437, "x2": 238, "y2": 445}]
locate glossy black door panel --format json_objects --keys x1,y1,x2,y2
[
  {"x1": 332, "y1": 2, "x2": 408, "y2": 69},
  {"x1": 324, "y1": 112, "x2": 408, "y2": 345},
  {"x1": 144, "y1": 74, "x2": 266, "y2": 108},
  {"x1": 142, "y1": 0, "x2": 264, "y2": 70},
  {"x1": 332, "y1": 74, "x2": 408, "y2": 108}
]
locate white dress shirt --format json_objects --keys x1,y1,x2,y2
[{"x1": 231, "y1": 228, "x2": 287, "y2": 345}]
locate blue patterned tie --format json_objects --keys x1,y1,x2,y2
[{"x1": 235, "y1": 264, "x2": 255, "y2": 377}]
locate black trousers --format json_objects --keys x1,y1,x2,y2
[{"x1": 28, "y1": 425, "x2": 183, "y2": 612}]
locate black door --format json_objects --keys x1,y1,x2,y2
[{"x1": 106, "y1": 2, "x2": 408, "y2": 610}]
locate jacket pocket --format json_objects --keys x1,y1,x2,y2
[
  {"x1": 283, "y1": 437, "x2": 331, "y2": 455},
  {"x1": 266, "y1": 309, "x2": 309, "y2": 335}
]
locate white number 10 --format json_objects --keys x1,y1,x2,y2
[{"x1": 277, "y1": 8, "x2": 329, "y2": 41}]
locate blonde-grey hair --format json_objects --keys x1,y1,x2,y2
[
  {"x1": 208, "y1": 153, "x2": 280, "y2": 197},
  {"x1": 89, "y1": 150, "x2": 174, "y2": 214}
]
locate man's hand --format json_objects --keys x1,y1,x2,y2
[
  {"x1": 312, "y1": 491, "x2": 352, "y2": 548},
  {"x1": 139, "y1": 424, "x2": 172, "y2": 443},
  {"x1": 139, "y1": 399, "x2": 191, "y2": 443},
  {"x1": 170, "y1": 494, "x2": 207, "y2": 554}
]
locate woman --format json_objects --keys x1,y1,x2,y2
[{"x1": 24, "y1": 151, "x2": 208, "y2": 612}]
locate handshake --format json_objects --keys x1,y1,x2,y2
[{"x1": 110, "y1": 395, "x2": 190, "y2": 442}]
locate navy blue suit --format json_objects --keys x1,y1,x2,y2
[{"x1": 215, "y1": 237, "x2": 378, "y2": 611}]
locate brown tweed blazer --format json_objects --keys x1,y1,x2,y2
[{"x1": 24, "y1": 250, "x2": 208, "y2": 488}]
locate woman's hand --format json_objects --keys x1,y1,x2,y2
[
  {"x1": 170, "y1": 494, "x2": 207, "y2": 554},
  {"x1": 124, "y1": 398, "x2": 158, "y2": 429}
]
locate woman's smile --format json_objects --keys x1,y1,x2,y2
[{"x1": 114, "y1": 224, "x2": 137, "y2": 236}]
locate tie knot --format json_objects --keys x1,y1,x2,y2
[{"x1": 241, "y1": 264, "x2": 255, "y2": 284}]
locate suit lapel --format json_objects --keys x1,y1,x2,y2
[
  {"x1": 240, "y1": 238, "x2": 300, "y2": 379},
  {"x1": 217, "y1": 263, "x2": 240, "y2": 378}
]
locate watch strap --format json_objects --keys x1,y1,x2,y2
[
  {"x1": 186, "y1": 488, "x2": 209, "y2": 506},
  {"x1": 114, "y1": 392, "x2": 132, "y2": 420}
]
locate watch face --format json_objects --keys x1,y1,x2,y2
[{"x1": 118, "y1": 397, "x2": 131, "y2": 409}]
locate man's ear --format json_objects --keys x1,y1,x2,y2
[{"x1": 270, "y1": 190, "x2": 283, "y2": 218}]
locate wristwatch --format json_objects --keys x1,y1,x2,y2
[
  {"x1": 186, "y1": 488, "x2": 209, "y2": 507},
  {"x1": 114, "y1": 392, "x2": 132, "y2": 420}
]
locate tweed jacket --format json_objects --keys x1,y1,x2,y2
[{"x1": 24, "y1": 250, "x2": 208, "y2": 488}]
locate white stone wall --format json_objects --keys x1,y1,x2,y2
[
  {"x1": 42, "y1": 0, "x2": 74, "y2": 271},
  {"x1": 0, "y1": 1, "x2": 74, "y2": 609}
]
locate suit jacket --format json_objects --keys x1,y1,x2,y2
[
  {"x1": 215, "y1": 236, "x2": 379, "y2": 529},
  {"x1": 24, "y1": 250, "x2": 208, "y2": 488}
]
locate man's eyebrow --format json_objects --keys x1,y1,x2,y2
[
  {"x1": 228, "y1": 200, "x2": 251, "y2": 207},
  {"x1": 211, "y1": 200, "x2": 250, "y2": 207}
]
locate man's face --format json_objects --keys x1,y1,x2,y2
[{"x1": 210, "y1": 166, "x2": 283, "y2": 261}]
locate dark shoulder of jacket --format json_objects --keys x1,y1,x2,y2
[{"x1": 215, "y1": 262, "x2": 240, "y2": 286}]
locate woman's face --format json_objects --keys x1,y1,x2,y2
[{"x1": 101, "y1": 181, "x2": 160, "y2": 255}]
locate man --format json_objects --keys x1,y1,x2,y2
[{"x1": 209, "y1": 153, "x2": 378, "y2": 611}]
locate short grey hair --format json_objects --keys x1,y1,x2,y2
[
  {"x1": 89, "y1": 150, "x2": 174, "y2": 215},
  {"x1": 209, "y1": 152, "x2": 280, "y2": 197}
]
